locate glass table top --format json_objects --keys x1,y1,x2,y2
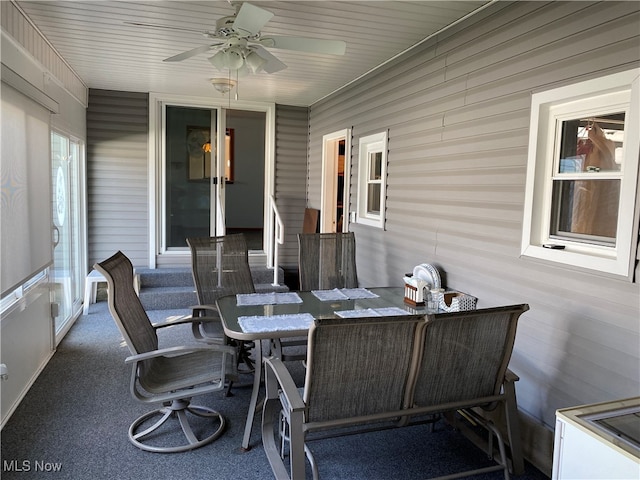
[{"x1": 216, "y1": 286, "x2": 428, "y2": 340}]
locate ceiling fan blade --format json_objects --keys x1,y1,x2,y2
[
  {"x1": 233, "y1": 2, "x2": 274, "y2": 36},
  {"x1": 163, "y1": 44, "x2": 220, "y2": 62},
  {"x1": 125, "y1": 21, "x2": 209, "y2": 35},
  {"x1": 262, "y1": 36, "x2": 346, "y2": 55},
  {"x1": 253, "y1": 46, "x2": 287, "y2": 74}
]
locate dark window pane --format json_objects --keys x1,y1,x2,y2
[
  {"x1": 551, "y1": 179, "x2": 620, "y2": 242},
  {"x1": 558, "y1": 114, "x2": 624, "y2": 174},
  {"x1": 369, "y1": 151, "x2": 382, "y2": 180},
  {"x1": 166, "y1": 106, "x2": 213, "y2": 247},
  {"x1": 367, "y1": 184, "x2": 381, "y2": 214}
]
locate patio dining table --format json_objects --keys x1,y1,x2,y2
[{"x1": 216, "y1": 286, "x2": 430, "y2": 450}]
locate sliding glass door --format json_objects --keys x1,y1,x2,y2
[
  {"x1": 51, "y1": 131, "x2": 83, "y2": 339},
  {"x1": 165, "y1": 106, "x2": 220, "y2": 247},
  {"x1": 163, "y1": 105, "x2": 267, "y2": 251},
  {"x1": 152, "y1": 94, "x2": 275, "y2": 263}
]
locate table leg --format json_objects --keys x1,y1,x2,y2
[{"x1": 241, "y1": 339, "x2": 263, "y2": 451}]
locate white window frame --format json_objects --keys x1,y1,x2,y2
[
  {"x1": 0, "y1": 270, "x2": 48, "y2": 316},
  {"x1": 356, "y1": 131, "x2": 388, "y2": 228},
  {"x1": 521, "y1": 69, "x2": 640, "y2": 279}
]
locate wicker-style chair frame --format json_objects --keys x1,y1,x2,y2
[
  {"x1": 297, "y1": 232, "x2": 358, "y2": 291},
  {"x1": 272, "y1": 232, "x2": 359, "y2": 361},
  {"x1": 187, "y1": 234, "x2": 255, "y2": 337},
  {"x1": 262, "y1": 304, "x2": 529, "y2": 479},
  {"x1": 187, "y1": 235, "x2": 257, "y2": 376},
  {"x1": 95, "y1": 251, "x2": 237, "y2": 453}
]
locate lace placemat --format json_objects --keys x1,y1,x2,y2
[
  {"x1": 311, "y1": 288, "x2": 379, "y2": 301},
  {"x1": 335, "y1": 307, "x2": 408, "y2": 318},
  {"x1": 238, "y1": 313, "x2": 315, "y2": 333},
  {"x1": 236, "y1": 292, "x2": 303, "y2": 306}
]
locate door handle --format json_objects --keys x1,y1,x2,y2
[{"x1": 52, "y1": 225, "x2": 60, "y2": 247}]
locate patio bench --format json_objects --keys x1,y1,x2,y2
[{"x1": 262, "y1": 304, "x2": 529, "y2": 480}]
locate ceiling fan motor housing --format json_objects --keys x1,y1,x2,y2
[{"x1": 214, "y1": 16, "x2": 237, "y2": 37}]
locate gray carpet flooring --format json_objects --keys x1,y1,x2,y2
[{"x1": 1, "y1": 302, "x2": 550, "y2": 480}]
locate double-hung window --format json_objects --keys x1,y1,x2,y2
[
  {"x1": 356, "y1": 131, "x2": 388, "y2": 228},
  {"x1": 521, "y1": 69, "x2": 640, "y2": 278}
]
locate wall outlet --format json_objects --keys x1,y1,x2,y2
[{"x1": 0, "y1": 364, "x2": 8, "y2": 380}]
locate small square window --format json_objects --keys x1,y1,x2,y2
[{"x1": 521, "y1": 69, "x2": 640, "y2": 278}]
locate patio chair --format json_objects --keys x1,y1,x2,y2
[
  {"x1": 94, "y1": 251, "x2": 237, "y2": 453},
  {"x1": 404, "y1": 304, "x2": 530, "y2": 479},
  {"x1": 272, "y1": 232, "x2": 359, "y2": 361},
  {"x1": 187, "y1": 234, "x2": 256, "y2": 377},
  {"x1": 297, "y1": 232, "x2": 358, "y2": 291},
  {"x1": 262, "y1": 314, "x2": 425, "y2": 479}
]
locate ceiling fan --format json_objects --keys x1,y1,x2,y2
[{"x1": 127, "y1": 1, "x2": 346, "y2": 74}]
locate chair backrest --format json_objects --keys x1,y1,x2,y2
[
  {"x1": 302, "y1": 208, "x2": 320, "y2": 233},
  {"x1": 297, "y1": 232, "x2": 358, "y2": 291},
  {"x1": 94, "y1": 251, "x2": 158, "y2": 356},
  {"x1": 303, "y1": 315, "x2": 424, "y2": 423},
  {"x1": 187, "y1": 234, "x2": 255, "y2": 306},
  {"x1": 407, "y1": 304, "x2": 529, "y2": 408}
]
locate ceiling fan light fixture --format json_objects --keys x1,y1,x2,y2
[
  {"x1": 209, "y1": 47, "x2": 243, "y2": 70},
  {"x1": 224, "y1": 46, "x2": 245, "y2": 70},
  {"x1": 210, "y1": 77, "x2": 237, "y2": 94},
  {"x1": 209, "y1": 50, "x2": 228, "y2": 69},
  {"x1": 236, "y1": 64, "x2": 251, "y2": 78},
  {"x1": 245, "y1": 50, "x2": 267, "y2": 73}
]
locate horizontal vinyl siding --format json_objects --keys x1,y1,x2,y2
[
  {"x1": 87, "y1": 89, "x2": 149, "y2": 268},
  {"x1": 309, "y1": 0, "x2": 640, "y2": 446},
  {"x1": 274, "y1": 104, "x2": 309, "y2": 268}
]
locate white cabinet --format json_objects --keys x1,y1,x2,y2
[{"x1": 552, "y1": 398, "x2": 640, "y2": 480}]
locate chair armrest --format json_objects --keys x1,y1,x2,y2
[
  {"x1": 124, "y1": 343, "x2": 237, "y2": 364},
  {"x1": 152, "y1": 314, "x2": 221, "y2": 330},
  {"x1": 263, "y1": 357, "x2": 307, "y2": 479},
  {"x1": 505, "y1": 368, "x2": 519, "y2": 383},
  {"x1": 264, "y1": 356, "x2": 305, "y2": 413},
  {"x1": 191, "y1": 304, "x2": 220, "y2": 317}
]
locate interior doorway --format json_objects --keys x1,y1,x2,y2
[
  {"x1": 321, "y1": 129, "x2": 351, "y2": 233},
  {"x1": 225, "y1": 109, "x2": 266, "y2": 250}
]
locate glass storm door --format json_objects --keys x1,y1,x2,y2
[
  {"x1": 163, "y1": 104, "x2": 266, "y2": 252},
  {"x1": 165, "y1": 106, "x2": 225, "y2": 249},
  {"x1": 51, "y1": 132, "x2": 83, "y2": 336}
]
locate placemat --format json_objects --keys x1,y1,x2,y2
[
  {"x1": 335, "y1": 307, "x2": 408, "y2": 318},
  {"x1": 236, "y1": 292, "x2": 303, "y2": 306},
  {"x1": 238, "y1": 313, "x2": 315, "y2": 333},
  {"x1": 311, "y1": 288, "x2": 379, "y2": 301}
]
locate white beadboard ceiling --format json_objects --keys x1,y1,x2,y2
[{"x1": 16, "y1": 1, "x2": 492, "y2": 106}]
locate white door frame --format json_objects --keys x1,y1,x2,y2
[
  {"x1": 320, "y1": 129, "x2": 351, "y2": 233},
  {"x1": 213, "y1": 108, "x2": 226, "y2": 236},
  {"x1": 148, "y1": 92, "x2": 275, "y2": 267}
]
